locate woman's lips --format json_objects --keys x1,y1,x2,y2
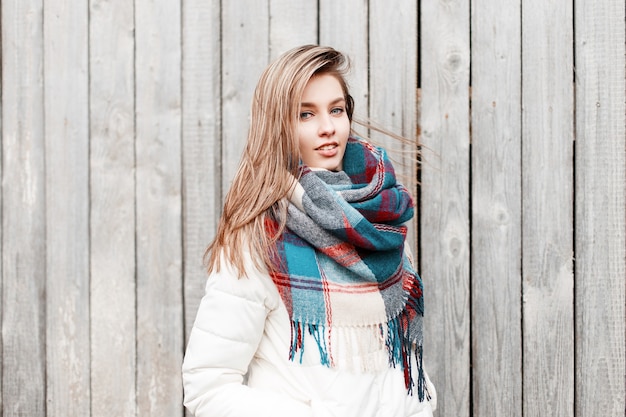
[{"x1": 315, "y1": 143, "x2": 339, "y2": 157}]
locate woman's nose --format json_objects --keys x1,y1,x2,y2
[{"x1": 318, "y1": 114, "x2": 335, "y2": 136}]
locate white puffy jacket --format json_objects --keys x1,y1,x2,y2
[{"x1": 182, "y1": 253, "x2": 437, "y2": 417}]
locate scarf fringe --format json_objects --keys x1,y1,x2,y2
[
  {"x1": 386, "y1": 312, "x2": 426, "y2": 401},
  {"x1": 289, "y1": 315, "x2": 426, "y2": 401},
  {"x1": 290, "y1": 321, "x2": 332, "y2": 366}
]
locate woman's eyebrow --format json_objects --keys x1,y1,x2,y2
[{"x1": 300, "y1": 97, "x2": 346, "y2": 107}]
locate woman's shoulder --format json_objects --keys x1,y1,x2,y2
[{"x1": 205, "y1": 249, "x2": 280, "y2": 310}]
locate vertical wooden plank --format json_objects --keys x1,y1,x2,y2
[
  {"x1": 319, "y1": 0, "x2": 369, "y2": 121},
  {"x1": 369, "y1": 0, "x2": 418, "y2": 148},
  {"x1": 182, "y1": 0, "x2": 221, "y2": 343},
  {"x1": 269, "y1": 1, "x2": 317, "y2": 60},
  {"x1": 419, "y1": 0, "x2": 471, "y2": 415},
  {"x1": 574, "y1": 0, "x2": 626, "y2": 415},
  {"x1": 222, "y1": 1, "x2": 269, "y2": 188},
  {"x1": 1, "y1": 1, "x2": 46, "y2": 415},
  {"x1": 135, "y1": 0, "x2": 183, "y2": 415},
  {"x1": 369, "y1": 0, "x2": 418, "y2": 250},
  {"x1": 471, "y1": 0, "x2": 523, "y2": 416},
  {"x1": 43, "y1": 0, "x2": 91, "y2": 415},
  {"x1": 522, "y1": 0, "x2": 574, "y2": 416},
  {"x1": 89, "y1": 0, "x2": 136, "y2": 416}
]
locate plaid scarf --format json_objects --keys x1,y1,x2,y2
[{"x1": 267, "y1": 136, "x2": 426, "y2": 400}]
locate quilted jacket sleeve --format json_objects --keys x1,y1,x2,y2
[{"x1": 182, "y1": 258, "x2": 314, "y2": 417}]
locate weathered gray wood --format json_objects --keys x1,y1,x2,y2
[
  {"x1": 574, "y1": 0, "x2": 626, "y2": 415},
  {"x1": 182, "y1": 0, "x2": 222, "y2": 344},
  {"x1": 221, "y1": 1, "x2": 270, "y2": 189},
  {"x1": 43, "y1": 0, "x2": 91, "y2": 415},
  {"x1": 1, "y1": 1, "x2": 46, "y2": 415},
  {"x1": 269, "y1": 1, "x2": 317, "y2": 60},
  {"x1": 419, "y1": 0, "x2": 471, "y2": 415},
  {"x1": 88, "y1": 0, "x2": 136, "y2": 415},
  {"x1": 522, "y1": 0, "x2": 575, "y2": 415},
  {"x1": 369, "y1": 0, "x2": 418, "y2": 146},
  {"x1": 369, "y1": 0, "x2": 418, "y2": 251},
  {"x1": 319, "y1": 0, "x2": 369, "y2": 121},
  {"x1": 470, "y1": 1, "x2": 523, "y2": 416},
  {"x1": 135, "y1": 0, "x2": 184, "y2": 415}
]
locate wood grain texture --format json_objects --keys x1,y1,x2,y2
[
  {"x1": 1, "y1": 1, "x2": 46, "y2": 415},
  {"x1": 574, "y1": 0, "x2": 626, "y2": 415},
  {"x1": 88, "y1": 0, "x2": 136, "y2": 415},
  {"x1": 319, "y1": 0, "x2": 369, "y2": 121},
  {"x1": 269, "y1": 1, "x2": 317, "y2": 60},
  {"x1": 182, "y1": 0, "x2": 222, "y2": 344},
  {"x1": 221, "y1": 0, "x2": 269, "y2": 189},
  {"x1": 135, "y1": 0, "x2": 184, "y2": 415},
  {"x1": 470, "y1": 1, "x2": 523, "y2": 416},
  {"x1": 369, "y1": 0, "x2": 418, "y2": 146},
  {"x1": 43, "y1": 0, "x2": 91, "y2": 415},
  {"x1": 419, "y1": 1, "x2": 471, "y2": 415},
  {"x1": 521, "y1": 0, "x2": 575, "y2": 415}
]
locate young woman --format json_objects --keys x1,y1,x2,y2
[{"x1": 182, "y1": 45, "x2": 436, "y2": 417}]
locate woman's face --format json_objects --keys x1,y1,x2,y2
[{"x1": 297, "y1": 74, "x2": 350, "y2": 171}]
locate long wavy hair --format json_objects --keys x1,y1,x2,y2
[{"x1": 205, "y1": 45, "x2": 355, "y2": 275}]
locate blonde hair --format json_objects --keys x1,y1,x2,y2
[{"x1": 205, "y1": 45, "x2": 355, "y2": 275}]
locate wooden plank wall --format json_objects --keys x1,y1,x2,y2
[
  {"x1": 1, "y1": 1, "x2": 624, "y2": 416},
  {"x1": 90, "y1": 1, "x2": 136, "y2": 416},
  {"x1": 469, "y1": 0, "x2": 522, "y2": 415},
  {"x1": 574, "y1": 1, "x2": 625, "y2": 415}
]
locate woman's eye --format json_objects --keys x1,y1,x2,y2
[
  {"x1": 300, "y1": 111, "x2": 313, "y2": 119},
  {"x1": 330, "y1": 107, "x2": 344, "y2": 115}
]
